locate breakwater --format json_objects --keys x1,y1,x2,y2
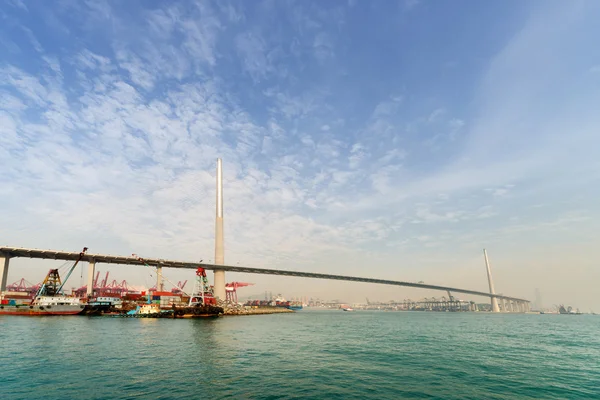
[{"x1": 222, "y1": 305, "x2": 294, "y2": 316}]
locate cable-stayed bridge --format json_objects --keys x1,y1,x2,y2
[{"x1": 0, "y1": 246, "x2": 530, "y2": 312}]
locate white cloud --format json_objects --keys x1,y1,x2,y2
[{"x1": 115, "y1": 50, "x2": 156, "y2": 91}]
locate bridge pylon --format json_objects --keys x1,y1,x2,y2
[
  {"x1": 483, "y1": 249, "x2": 500, "y2": 312},
  {"x1": 213, "y1": 158, "x2": 226, "y2": 301}
]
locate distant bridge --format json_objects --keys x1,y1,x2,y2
[{"x1": 0, "y1": 246, "x2": 530, "y2": 310}]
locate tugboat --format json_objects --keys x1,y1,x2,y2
[
  {"x1": 0, "y1": 247, "x2": 88, "y2": 316},
  {"x1": 122, "y1": 297, "x2": 171, "y2": 318},
  {"x1": 123, "y1": 258, "x2": 222, "y2": 319},
  {"x1": 175, "y1": 267, "x2": 223, "y2": 318}
]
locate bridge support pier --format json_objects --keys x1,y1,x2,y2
[
  {"x1": 213, "y1": 158, "x2": 226, "y2": 301},
  {"x1": 157, "y1": 266, "x2": 164, "y2": 292},
  {"x1": 0, "y1": 253, "x2": 9, "y2": 293},
  {"x1": 86, "y1": 261, "x2": 95, "y2": 297}
]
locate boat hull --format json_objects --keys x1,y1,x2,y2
[{"x1": 0, "y1": 304, "x2": 84, "y2": 316}]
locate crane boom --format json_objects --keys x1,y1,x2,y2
[{"x1": 56, "y1": 247, "x2": 88, "y2": 294}]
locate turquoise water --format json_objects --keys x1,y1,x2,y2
[{"x1": 1, "y1": 311, "x2": 599, "y2": 399}]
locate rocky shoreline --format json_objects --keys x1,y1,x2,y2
[{"x1": 221, "y1": 303, "x2": 294, "y2": 316}]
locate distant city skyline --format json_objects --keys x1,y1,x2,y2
[{"x1": 1, "y1": 1, "x2": 600, "y2": 310}]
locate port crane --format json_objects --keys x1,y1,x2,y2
[
  {"x1": 188, "y1": 267, "x2": 217, "y2": 305},
  {"x1": 7, "y1": 278, "x2": 40, "y2": 296},
  {"x1": 32, "y1": 247, "x2": 88, "y2": 302},
  {"x1": 225, "y1": 282, "x2": 254, "y2": 304}
]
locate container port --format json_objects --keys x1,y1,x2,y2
[{"x1": 0, "y1": 260, "x2": 298, "y2": 318}]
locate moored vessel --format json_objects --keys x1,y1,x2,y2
[
  {"x1": 0, "y1": 248, "x2": 88, "y2": 316},
  {"x1": 273, "y1": 296, "x2": 303, "y2": 311},
  {"x1": 114, "y1": 261, "x2": 223, "y2": 319}
]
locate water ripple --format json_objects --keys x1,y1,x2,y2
[{"x1": 1, "y1": 312, "x2": 599, "y2": 399}]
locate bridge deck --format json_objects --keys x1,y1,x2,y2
[{"x1": 0, "y1": 246, "x2": 529, "y2": 302}]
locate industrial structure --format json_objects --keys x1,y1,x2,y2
[
  {"x1": 0, "y1": 159, "x2": 531, "y2": 312},
  {"x1": 213, "y1": 158, "x2": 226, "y2": 300},
  {"x1": 225, "y1": 282, "x2": 254, "y2": 304},
  {"x1": 484, "y1": 249, "x2": 500, "y2": 312},
  {"x1": 0, "y1": 246, "x2": 531, "y2": 311},
  {"x1": 72, "y1": 271, "x2": 144, "y2": 298}
]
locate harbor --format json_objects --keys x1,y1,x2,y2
[
  {"x1": 2, "y1": 3, "x2": 598, "y2": 399},
  {"x1": 0, "y1": 249, "x2": 300, "y2": 318},
  {"x1": 0, "y1": 159, "x2": 538, "y2": 320}
]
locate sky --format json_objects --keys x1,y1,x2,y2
[{"x1": 1, "y1": 0, "x2": 599, "y2": 309}]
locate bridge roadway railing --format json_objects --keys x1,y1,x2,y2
[{"x1": 0, "y1": 246, "x2": 529, "y2": 303}]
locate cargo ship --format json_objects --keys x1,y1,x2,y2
[
  {"x1": 558, "y1": 305, "x2": 582, "y2": 315},
  {"x1": 273, "y1": 296, "x2": 303, "y2": 311},
  {"x1": 0, "y1": 248, "x2": 88, "y2": 316}
]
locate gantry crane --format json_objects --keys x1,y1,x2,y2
[{"x1": 225, "y1": 282, "x2": 254, "y2": 304}]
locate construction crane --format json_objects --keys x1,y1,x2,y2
[
  {"x1": 55, "y1": 247, "x2": 88, "y2": 294},
  {"x1": 187, "y1": 267, "x2": 217, "y2": 305},
  {"x1": 32, "y1": 247, "x2": 87, "y2": 302},
  {"x1": 225, "y1": 282, "x2": 254, "y2": 304},
  {"x1": 171, "y1": 280, "x2": 188, "y2": 294}
]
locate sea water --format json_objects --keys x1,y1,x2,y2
[{"x1": 1, "y1": 310, "x2": 598, "y2": 399}]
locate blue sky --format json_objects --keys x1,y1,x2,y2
[{"x1": 1, "y1": 0, "x2": 599, "y2": 308}]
